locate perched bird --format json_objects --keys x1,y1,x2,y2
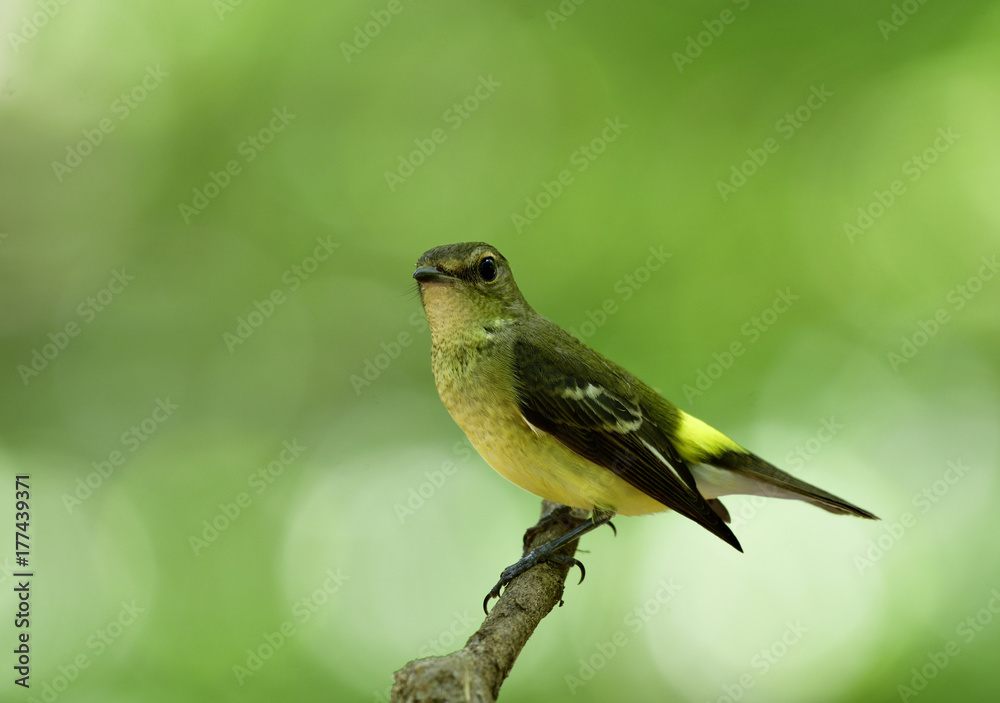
[{"x1": 413, "y1": 242, "x2": 877, "y2": 610}]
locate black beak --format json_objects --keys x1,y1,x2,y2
[{"x1": 413, "y1": 265, "x2": 458, "y2": 283}]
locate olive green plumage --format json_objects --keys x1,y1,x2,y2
[{"x1": 414, "y1": 242, "x2": 876, "y2": 553}]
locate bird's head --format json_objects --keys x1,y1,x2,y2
[{"x1": 413, "y1": 242, "x2": 530, "y2": 338}]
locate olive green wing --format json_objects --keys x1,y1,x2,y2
[{"x1": 512, "y1": 330, "x2": 742, "y2": 551}]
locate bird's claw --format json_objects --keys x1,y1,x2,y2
[
  {"x1": 483, "y1": 552, "x2": 586, "y2": 613},
  {"x1": 483, "y1": 584, "x2": 503, "y2": 614}
]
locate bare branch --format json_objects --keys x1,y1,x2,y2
[{"x1": 391, "y1": 501, "x2": 588, "y2": 703}]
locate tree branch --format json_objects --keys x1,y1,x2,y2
[{"x1": 391, "y1": 500, "x2": 588, "y2": 703}]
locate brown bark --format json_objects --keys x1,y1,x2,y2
[{"x1": 390, "y1": 501, "x2": 588, "y2": 703}]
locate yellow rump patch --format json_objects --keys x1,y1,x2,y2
[{"x1": 675, "y1": 411, "x2": 743, "y2": 462}]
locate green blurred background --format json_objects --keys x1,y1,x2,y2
[{"x1": 2, "y1": 0, "x2": 999, "y2": 701}]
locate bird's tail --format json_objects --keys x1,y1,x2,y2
[{"x1": 698, "y1": 450, "x2": 879, "y2": 520}]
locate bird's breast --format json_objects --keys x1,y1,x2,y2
[{"x1": 428, "y1": 338, "x2": 668, "y2": 515}]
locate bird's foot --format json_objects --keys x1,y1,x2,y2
[
  {"x1": 484, "y1": 545, "x2": 585, "y2": 614},
  {"x1": 484, "y1": 507, "x2": 614, "y2": 613}
]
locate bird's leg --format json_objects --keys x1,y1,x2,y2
[
  {"x1": 485, "y1": 509, "x2": 615, "y2": 613},
  {"x1": 521, "y1": 504, "x2": 581, "y2": 551}
]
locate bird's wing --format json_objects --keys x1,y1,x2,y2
[{"x1": 513, "y1": 332, "x2": 742, "y2": 551}]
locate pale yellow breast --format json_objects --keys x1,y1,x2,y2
[{"x1": 431, "y1": 341, "x2": 668, "y2": 517}]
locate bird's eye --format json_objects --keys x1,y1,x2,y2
[{"x1": 478, "y1": 256, "x2": 498, "y2": 282}]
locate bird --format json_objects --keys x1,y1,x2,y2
[{"x1": 412, "y1": 242, "x2": 877, "y2": 611}]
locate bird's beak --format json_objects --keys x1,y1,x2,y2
[{"x1": 413, "y1": 265, "x2": 458, "y2": 284}]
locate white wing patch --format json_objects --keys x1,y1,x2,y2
[
  {"x1": 640, "y1": 437, "x2": 686, "y2": 486},
  {"x1": 544, "y1": 379, "x2": 690, "y2": 490},
  {"x1": 559, "y1": 383, "x2": 604, "y2": 401},
  {"x1": 614, "y1": 416, "x2": 643, "y2": 433},
  {"x1": 560, "y1": 383, "x2": 642, "y2": 432}
]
